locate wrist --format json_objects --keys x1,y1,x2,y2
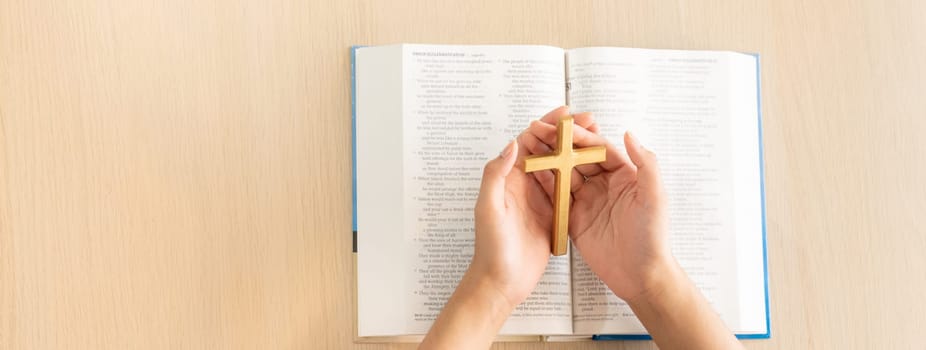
[
  {"x1": 465, "y1": 256, "x2": 529, "y2": 309},
  {"x1": 454, "y1": 270, "x2": 518, "y2": 322},
  {"x1": 419, "y1": 268, "x2": 518, "y2": 349},
  {"x1": 622, "y1": 257, "x2": 693, "y2": 311},
  {"x1": 617, "y1": 257, "x2": 741, "y2": 350}
]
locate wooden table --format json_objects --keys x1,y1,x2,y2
[{"x1": 2, "y1": 0, "x2": 924, "y2": 348}]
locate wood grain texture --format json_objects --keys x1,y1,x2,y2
[{"x1": 1, "y1": 0, "x2": 924, "y2": 349}]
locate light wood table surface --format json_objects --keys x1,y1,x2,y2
[{"x1": 2, "y1": 0, "x2": 924, "y2": 349}]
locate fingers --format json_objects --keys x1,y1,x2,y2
[
  {"x1": 573, "y1": 112, "x2": 600, "y2": 133},
  {"x1": 623, "y1": 132, "x2": 664, "y2": 197},
  {"x1": 517, "y1": 128, "x2": 553, "y2": 155},
  {"x1": 517, "y1": 131, "x2": 556, "y2": 196},
  {"x1": 477, "y1": 140, "x2": 519, "y2": 212},
  {"x1": 540, "y1": 105, "x2": 571, "y2": 123},
  {"x1": 539, "y1": 108, "x2": 599, "y2": 133},
  {"x1": 527, "y1": 120, "x2": 634, "y2": 174}
]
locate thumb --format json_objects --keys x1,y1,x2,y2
[
  {"x1": 477, "y1": 140, "x2": 518, "y2": 211},
  {"x1": 624, "y1": 132, "x2": 663, "y2": 196}
]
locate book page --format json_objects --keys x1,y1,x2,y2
[
  {"x1": 356, "y1": 45, "x2": 411, "y2": 338},
  {"x1": 355, "y1": 44, "x2": 574, "y2": 337},
  {"x1": 402, "y1": 44, "x2": 572, "y2": 336},
  {"x1": 565, "y1": 47, "x2": 766, "y2": 335}
]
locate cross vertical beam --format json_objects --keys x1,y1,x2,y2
[{"x1": 523, "y1": 117, "x2": 606, "y2": 256}]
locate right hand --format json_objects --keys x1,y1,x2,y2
[{"x1": 519, "y1": 109, "x2": 675, "y2": 302}]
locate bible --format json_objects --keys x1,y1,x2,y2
[{"x1": 351, "y1": 44, "x2": 769, "y2": 341}]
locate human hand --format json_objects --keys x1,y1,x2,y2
[
  {"x1": 520, "y1": 109, "x2": 674, "y2": 302},
  {"x1": 425, "y1": 108, "x2": 740, "y2": 350},
  {"x1": 420, "y1": 116, "x2": 565, "y2": 350},
  {"x1": 467, "y1": 136, "x2": 555, "y2": 308},
  {"x1": 504, "y1": 107, "x2": 741, "y2": 350}
]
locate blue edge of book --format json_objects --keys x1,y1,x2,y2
[{"x1": 349, "y1": 46, "x2": 771, "y2": 340}]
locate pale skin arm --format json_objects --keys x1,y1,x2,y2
[
  {"x1": 421, "y1": 107, "x2": 743, "y2": 350},
  {"x1": 416, "y1": 271, "x2": 518, "y2": 349},
  {"x1": 420, "y1": 108, "x2": 566, "y2": 350},
  {"x1": 622, "y1": 259, "x2": 743, "y2": 350},
  {"x1": 418, "y1": 140, "x2": 539, "y2": 350}
]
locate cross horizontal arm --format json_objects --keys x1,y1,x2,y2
[
  {"x1": 524, "y1": 153, "x2": 564, "y2": 172},
  {"x1": 572, "y1": 146, "x2": 607, "y2": 165}
]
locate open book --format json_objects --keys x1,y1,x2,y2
[{"x1": 352, "y1": 44, "x2": 769, "y2": 341}]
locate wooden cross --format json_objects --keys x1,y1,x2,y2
[{"x1": 523, "y1": 117, "x2": 606, "y2": 256}]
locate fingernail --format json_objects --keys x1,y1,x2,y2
[{"x1": 499, "y1": 140, "x2": 516, "y2": 159}]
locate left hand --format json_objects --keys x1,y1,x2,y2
[
  {"x1": 468, "y1": 138, "x2": 553, "y2": 307},
  {"x1": 420, "y1": 139, "x2": 551, "y2": 350},
  {"x1": 420, "y1": 107, "x2": 597, "y2": 349}
]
